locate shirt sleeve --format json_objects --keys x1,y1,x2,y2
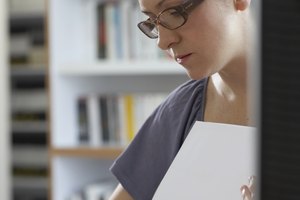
[{"x1": 109, "y1": 79, "x2": 207, "y2": 200}]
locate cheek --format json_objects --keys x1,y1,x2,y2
[
  {"x1": 185, "y1": 1, "x2": 233, "y2": 49},
  {"x1": 186, "y1": 10, "x2": 234, "y2": 62},
  {"x1": 186, "y1": 21, "x2": 228, "y2": 64},
  {"x1": 182, "y1": 22, "x2": 234, "y2": 78},
  {"x1": 184, "y1": 9, "x2": 221, "y2": 47}
]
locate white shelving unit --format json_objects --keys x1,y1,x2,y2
[
  {"x1": 48, "y1": 0, "x2": 189, "y2": 199},
  {"x1": 0, "y1": 0, "x2": 11, "y2": 199}
]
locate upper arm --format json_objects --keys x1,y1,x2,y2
[{"x1": 109, "y1": 183, "x2": 134, "y2": 200}]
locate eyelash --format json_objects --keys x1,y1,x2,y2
[{"x1": 170, "y1": 10, "x2": 181, "y2": 16}]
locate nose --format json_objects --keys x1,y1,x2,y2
[{"x1": 156, "y1": 25, "x2": 180, "y2": 50}]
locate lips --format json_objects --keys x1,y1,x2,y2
[{"x1": 175, "y1": 53, "x2": 192, "y2": 64}]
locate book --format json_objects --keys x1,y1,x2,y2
[
  {"x1": 104, "y1": 2, "x2": 116, "y2": 60},
  {"x1": 123, "y1": 95, "x2": 135, "y2": 141},
  {"x1": 97, "y1": 3, "x2": 106, "y2": 59},
  {"x1": 12, "y1": 111, "x2": 46, "y2": 122},
  {"x1": 87, "y1": 94, "x2": 102, "y2": 146},
  {"x1": 13, "y1": 165, "x2": 47, "y2": 178},
  {"x1": 77, "y1": 97, "x2": 89, "y2": 144},
  {"x1": 120, "y1": 0, "x2": 131, "y2": 60},
  {"x1": 153, "y1": 122, "x2": 258, "y2": 200},
  {"x1": 113, "y1": 2, "x2": 122, "y2": 59},
  {"x1": 77, "y1": 93, "x2": 168, "y2": 145},
  {"x1": 12, "y1": 132, "x2": 47, "y2": 146},
  {"x1": 106, "y1": 94, "x2": 119, "y2": 144},
  {"x1": 99, "y1": 96, "x2": 110, "y2": 143}
]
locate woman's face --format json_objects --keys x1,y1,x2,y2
[{"x1": 138, "y1": 0, "x2": 246, "y2": 79}]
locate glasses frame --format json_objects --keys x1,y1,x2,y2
[{"x1": 138, "y1": 0, "x2": 203, "y2": 39}]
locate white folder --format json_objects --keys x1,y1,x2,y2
[{"x1": 153, "y1": 121, "x2": 258, "y2": 200}]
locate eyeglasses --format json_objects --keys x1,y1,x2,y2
[{"x1": 137, "y1": 0, "x2": 204, "y2": 39}]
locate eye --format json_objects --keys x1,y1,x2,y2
[
  {"x1": 169, "y1": 9, "x2": 181, "y2": 17},
  {"x1": 163, "y1": 8, "x2": 183, "y2": 19},
  {"x1": 148, "y1": 16, "x2": 157, "y2": 22},
  {"x1": 141, "y1": 20, "x2": 156, "y2": 31}
]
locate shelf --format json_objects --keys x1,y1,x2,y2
[
  {"x1": 51, "y1": 147, "x2": 124, "y2": 159},
  {"x1": 12, "y1": 121, "x2": 47, "y2": 133},
  {"x1": 10, "y1": 0, "x2": 45, "y2": 22},
  {"x1": 11, "y1": 67, "x2": 46, "y2": 77},
  {"x1": 13, "y1": 176, "x2": 48, "y2": 190},
  {"x1": 13, "y1": 145, "x2": 48, "y2": 166},
  {"x1": 58, "y1": 60, "x2": 186, "y2": 76},
  {"x1": 10, "y1": 13, "x2": 44, "y2": 28}
]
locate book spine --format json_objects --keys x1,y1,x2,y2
[
  {"x1": 124, "y1": 95, "x2": 135, "y2": 141},
  {"x1": 97, "y1": 3, "x2": 106, "y2": 59},
  {"x1": 117, "y1": 95, "x2": 127, "y2": 146},
  {"x1": 99, "y1": 96, "x2": 110, "y2": 143},
  {"x1": 113, "y1": 3, "x2": 122, "y2": 60},
  {"x1": 120, "y1": 0, "x2": 131, "y2": 60},
  {"x1": 105, "y1": 2, "x2": 116, "y2": 60},
  {"x1": 77, "y1": 97, "x2": 89, "y2": 144},
  {"x1": 87, "y1": 94, "x2": 103, "y2": 146},
  {"x1": 77, "y1": 93, "x2": 168, "y2": 146}
]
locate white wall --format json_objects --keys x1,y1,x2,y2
[{"x1": 0, "y1": 0, "x2": 11, "y2": 199}]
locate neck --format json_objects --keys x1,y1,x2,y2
[
  {"x1": 213, "y1": 11, "x2": 253, "y2": 99},
  {"x1": 211, "y1": 56, "x2": 248, "y2": 102},
  {"x1": 205, "y1": 58, "x2": 251, "y2": 126}
]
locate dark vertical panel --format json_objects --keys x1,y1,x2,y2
[{"x1": 261, "y1": 0, "x2": 300, "y2": 199}]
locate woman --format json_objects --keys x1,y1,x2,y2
[{"x1": 109, "y1": 0, "x2": 256, "y2": 199}]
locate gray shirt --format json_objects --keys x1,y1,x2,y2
[{"x1": 110, "y1": 78, "x2": 208, "y2": 200}]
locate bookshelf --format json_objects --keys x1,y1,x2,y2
[
  {"x1": 10, "y1": 68, "x2": 49, "y2": 199},
  {"x1": 0, "y1": 0, "x2": 11, "y2": 199},
  {"x1": 9, "y1": 0, "x2": 49, "y2": 199},
  {"x1": 48, "y1": 0, "x2": 189, "y2": 199}
]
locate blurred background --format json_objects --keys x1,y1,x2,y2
[
  {"x1": 0, "y1": 0, "x2": 263, "y2": 199},
  {"x1": 4, "y1": 0, "x2": 48, "y2": 199},
  {"x1": 2, "y1": 0, "x2": 299, "y2": 200}
]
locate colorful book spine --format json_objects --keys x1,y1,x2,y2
[
  {"x1": 96, "y1": 0, "x2": 171, "y2": 60},
  {"x1": 77, "y1": 93, "x2": 168, "y2": 146}
]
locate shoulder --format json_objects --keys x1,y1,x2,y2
[
  {"x1": 147, "y1": 78, "x2": 207, "y2": 125},
  {"x1": 110, "y1": 78, "x2": 208, "y2": 200}
]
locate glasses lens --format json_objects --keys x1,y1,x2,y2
[
  {"x1": 138, "y1": 21, "x2": 158, "y2": 38},
  {"x1": 159, "y1": 8, "x2": 185, "y2": 29}
]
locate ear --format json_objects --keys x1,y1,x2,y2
[{"x1": 234, "y1": 0, "x2": 251, "y2": 11}]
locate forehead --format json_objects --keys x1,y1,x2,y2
[{"x1": 138, "y1": 0, "x2": 183, "y2": 13}]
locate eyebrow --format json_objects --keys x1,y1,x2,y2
[
  {"x1": 156, "y1": 0, "x2": 167, "y2": 9},
  {"x1": 140, "y1": 0, "x2": 166, "y2": 16},
  {"x1": 141, "y1": 0, "x2": 180, "y2": 16},
  {"x1": 141, "y1": 10, "x2": 156, "y2": 18}
]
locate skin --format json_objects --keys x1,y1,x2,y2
[
  {"x1": 241, "y1": 176, "x2": 256, "y2": 200},
  {"x1": 109, "y1": 184, "x2": 133, "y2": 200},
  {"x1": 140, "y1": 0, "x2": 253, "y2": 126},
  {"x1": 109, "y1": 0, "x2": 255, "y2": 199}
]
